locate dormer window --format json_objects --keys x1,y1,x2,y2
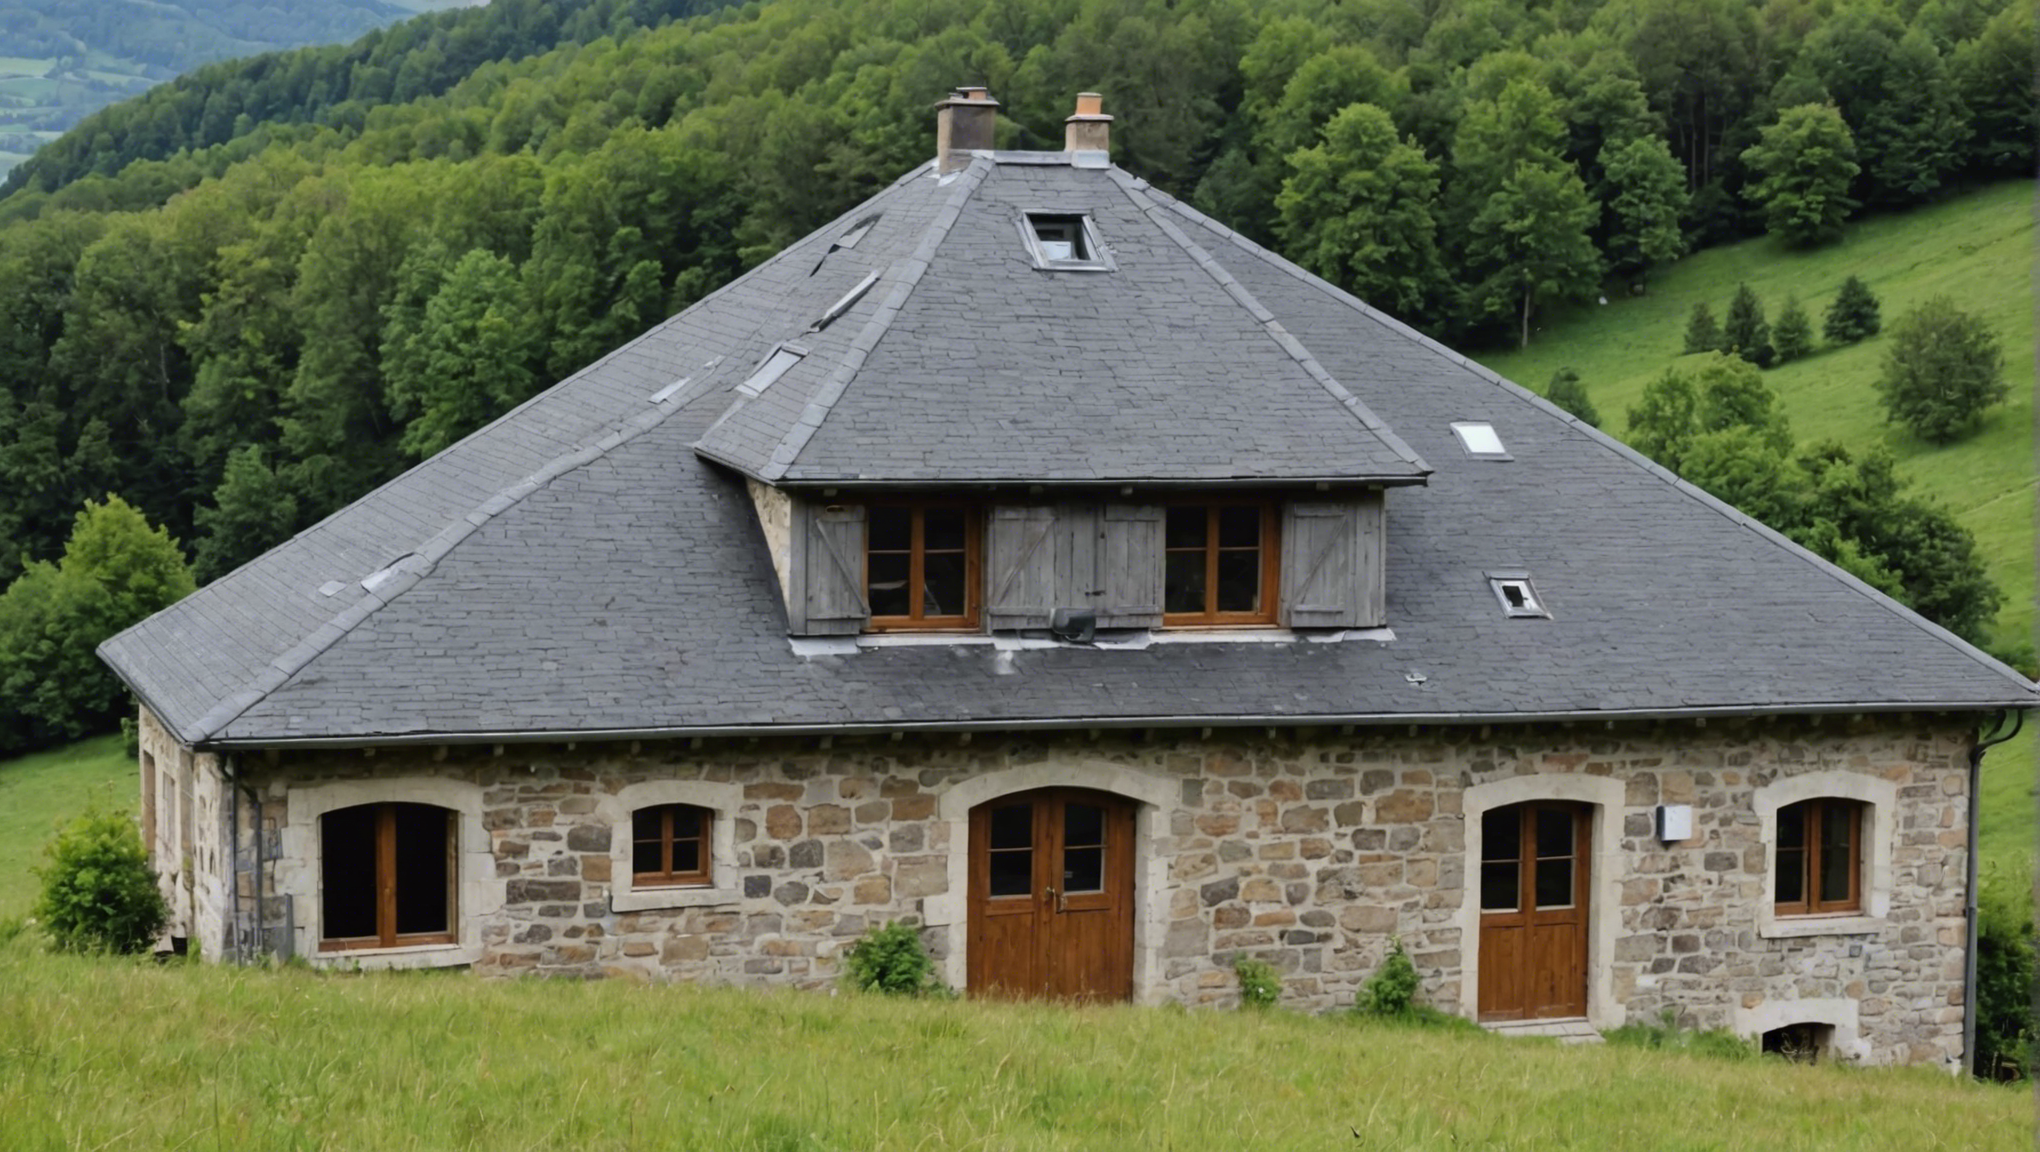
[
  {"x1": 867, "y1": 501, "x2": 981, "y2": 630},
  {"x1": 1023, "y1": 213, "x2": 1111, "y2": 270},
  {"x1": 1163, "y1": 501, "x2": 1278, "y2": 626}
]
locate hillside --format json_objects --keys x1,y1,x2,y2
[{"x1": 0, "y1": 1, "x2": 475, "y2": 180}]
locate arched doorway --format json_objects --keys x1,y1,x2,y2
[
  {"x1": 966, "y1": 787, "x2": 1137, "y2": 1001},
  {"x1": 1477, "y1": 801, "x2": 1591, "y2": 1020}
]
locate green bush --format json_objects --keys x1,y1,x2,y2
[
  {"x1": 1234, "y1": 954, "x2": 1281, "y2": 1009},
  {"x1": 1542, "y1": 366, "x2": 1600, "y2": 427},
  {"x1": 32, "y1": 806, "x2": 167, "y2": 954},
  {"x1": 1355, "y1": 937, "x2": 1420, "y2": 1016},
  {"x1": 1974, "y1": 869, "x2": 2035, "y2": 1080},
  {"x1": 840, "y1": 920, "x2": 938, "y2": 996}
]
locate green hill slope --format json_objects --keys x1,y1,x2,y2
[{"x1": 1482, "y1": 180, "x2": 2035, "y2": 878}]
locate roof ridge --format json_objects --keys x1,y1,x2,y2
[
  {"x1": 1108, "y1": 168, "x2": 1432, "y2": 477},
  {"x1": 173, "y1": 388, "x2": 705, "y2": 745},
  {"x1": 749, "y1": 157, "x2": 994, "y2": 481},
  {"x1": 1141, "y1": 187, "x2": 2038, "y2": 701}
]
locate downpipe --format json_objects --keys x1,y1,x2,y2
[{"x1": 1963, "y1": 710, "x2": 2022, "y2": 1075}]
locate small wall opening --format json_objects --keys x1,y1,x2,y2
[{"x1": 1762, "y1": 1021, "x2": 1831, "y2": 1063}]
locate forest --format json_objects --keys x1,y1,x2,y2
[{"x1": 0, "y1": 0, "x2": 2031, "y2": 752}]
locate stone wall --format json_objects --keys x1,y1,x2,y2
[{"x1": 190, "y1": 713, "x2": 1976, "y2": 1067}]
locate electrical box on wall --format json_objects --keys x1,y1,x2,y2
[{"x1": 1655, "y1": 804, "x2": 1693, "y2": 842}]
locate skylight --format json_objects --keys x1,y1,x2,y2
[
  {"x1": 1022, "y1": 213, "x2": 1110, "y2": 270},
  {"x1": 1486, "y1": 571, "x2": 1549, "y2": 619},
  {"x1": 737, "y1": 347, "x2": 805, "y2": 398},
  {"x1": 1451, "y1": 421, "x2": 1510, "y2": 459}
]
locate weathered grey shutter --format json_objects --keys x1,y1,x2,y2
[
  {"x1": 1094, "y1": 504, "x2": 1163, "y2": 628},
  {"x1": 985, "y1": 506, "x2": 1058, "y2": 630},
  {"x1": 796, "y1": 503, "x2": 869, "y2": 635},
  {"x1": 1280, "y1": 494, "x2": 1384, "y2": 628}
]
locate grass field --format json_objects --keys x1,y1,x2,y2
[
  {"x1": 0, "y1": 734, "x2": 131, "y2": 920},
  {"x1": 0, "y1": 938, "x2": 2026, "y2": 1152},
  {"x1": 1482, "y1": 179, "x2": 2036, "y2": 884}
]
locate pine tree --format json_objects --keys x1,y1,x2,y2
[
  {"x1": 1722, "y1": 284, "x2": 1774, "y2": 368},
  {"x1": 1824, "y1": 275, "x2": 1881, "y2": 344},
  {"x1": 1772, "y1": 296, "x2": 1814, "y2": 363},
  {"x1": 1542, "y1": 367, "x2": 1600, "y2": 427},
  {"x1": 1683, "y1": 302, "x2": 1723, "y2": 354}
]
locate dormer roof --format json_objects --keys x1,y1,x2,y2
[{"x1": 690, "y1": 154, "x2": 1431, "y2": 488}]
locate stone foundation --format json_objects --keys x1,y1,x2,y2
[{"x1": 164, "y1": 713, "x2": 1977, "y2": 1067}]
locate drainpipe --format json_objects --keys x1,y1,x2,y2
[
  {"x1": 1964, "y1": 710, "x2": 2022, "y2": 1075},
  {"x1": 222, "y1": 753, "x2": 263, "y2": 962}
]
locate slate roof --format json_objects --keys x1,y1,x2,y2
[{"x1": 99, "y1": 152, "x2": 2037, "y2": 748}]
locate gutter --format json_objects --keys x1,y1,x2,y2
[
  {"x1": 1964, "y1": 709, "x2": 2023, "y2": 1075},
  {"x1": 189, "y1": 699, "x2": 2036, "y2": 752}
]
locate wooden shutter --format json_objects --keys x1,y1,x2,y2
[
  {"x1": 1094, "y1": 504, "x2": 1163, "y2": 629},
  {"x1": 796, "y1": 502, "x2": 869, "y2": 635},
  {"x1": 1281, "y1": 494, "x2": 1385, "y2": 628},
  {"x1": 986, "y1": 506, "x2": 1059, "y2": 630}
]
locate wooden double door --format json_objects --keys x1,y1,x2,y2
[
  {"x1": 967, "y1": 788, "x2": 1136, "y2": 1002},
  {"x1": 1478, "y1": 801, "x2": 1591, "y2": 1021}
]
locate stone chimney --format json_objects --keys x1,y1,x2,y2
[
  {"x1": 935, "y1": 86, "x2": 998, "y2": 174},
  {"x1": 1064, "y1": 92, "x2": 1112, "y2": 154}
]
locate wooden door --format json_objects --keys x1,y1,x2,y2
[
  {"x1": 1478, "y1": 802, "x2": 1590, "y2": 1021},
  {"x1": 967, "y1": 788, "x2": 1136, "y2": 1001}
]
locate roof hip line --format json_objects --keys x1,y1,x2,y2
[
  {"x1": 758, "y1": 157, "x2": 994, "y2": 481},
  {"x1": 1109, "y1": 169, "x2": 1431, "y2": 476},
  {"x1": 176, "y1": 390, "x2": 702, "y2": 745}
]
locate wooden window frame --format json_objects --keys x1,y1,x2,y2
[
  {"x1": 864, "y1": 500, "x2": 982, "y2": 631},
  {"x1": 320, "y1": 803, "x2": 457, "y2": 953},
  {"x1": 632, "y1": 804, "x2": 713, "y2": 889},
  {"x1": 1162, "y1": 499, "x2": 1280, "y2": 627},
  {"x1": 1773, "y1": 797, "x2": 1863, "y2": 916}
]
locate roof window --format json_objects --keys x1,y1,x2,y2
[
  {"x1": 1486, "y1": 571, "x2": 1548, "y2": 618},
  {"x1": 1022, "y1": 213, "x2": 1111, "y2": 271},
  {"x1": 737, "y1": 346, "x2": 806, "y2": 398},
  {"x1": 1451, "y1": 421, "x2": 1511, "y2": 459}
]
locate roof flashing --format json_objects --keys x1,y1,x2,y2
[{"x1": 736, "y1": 345, "x2": 807, "y2": 399}]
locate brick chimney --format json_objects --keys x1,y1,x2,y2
[
  {"x1": 1064, "y1": 92, "x2": 1112, "y2": 154},
  {"x1": 935, "y1": 86, "x2": 998, "y2": 174}
]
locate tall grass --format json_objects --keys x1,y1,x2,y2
[
  {"x1": 0, "y1": 939, "x2": 2025, "y2": 1151},
  {"x1": 0, "y1": 732, "x2": 131, "y2": 919}
]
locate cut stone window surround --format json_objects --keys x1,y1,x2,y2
[
  {"x1": 607, "y1": 779, "x2": 742, "y2": 913},
  {"x1": 1752, "y1": 770, "x2": 1896, "y2": 939}
]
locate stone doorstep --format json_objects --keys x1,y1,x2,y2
[{"x1": 1482, "y1": 1017, "x2": 1605, "y2": 1045}]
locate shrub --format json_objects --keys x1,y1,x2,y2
[
  {"x1": 1823, "y1": 274, "x2": 1881, "y2": 344},
  {"x1": 1974, "y1": 869, "x2": 2035, "y2": 1080},
  {"x1": 1604, "y1": 1009, "x2": 1757, "y2": 1060},
  {"x1": 1875, "y1": 296, "x2": 2006, "y2": 444},
  {"x1": 32, "y1": 806, "x2": 167, "y2": 954},
  {"x1": 1722, "y1": 283, "x2": 1773, "y2": 367},
  {"x1": 840, "y1": 920, "x2": 938, "y2": 996},
  {"x1": 1542, "y1": 366, "x2": 1600, "y2": 427},
  {"x1": 1355, "y1": 937, "x2": 1420, "y2": 1016},
  {"x1": 1681, "y1": 302, "x2": 1722, "y2": 354},
  {"x1": 1771, "y1": 296, "x2": 1813, "y2": 363},
  {"x1": 1234, "y1": 954, "x2": 1281, "y2": 1009}
]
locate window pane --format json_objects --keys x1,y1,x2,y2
[
  {"x1": 989, "y1": 850, "x2": 1032, "y2": 897},
  {"x1": 672, "y1": 839, "x2": 701, "y2": 876},
  {"x1": 1165, "y1": 552, "x2": 1206, "y2": 614},
  {"x1": 321, "y1": 805, "x2": 379, "y2": 939},
  {"x1": 1481, "y1": 861, "x2": 1519, "y2": 911},
  {"x1": 1166, "y1": 505, "x2": 1207, "y2": 548},
  {"x1": 1482, "y1": 808, "x2": 1520, "y2": 864},
  {"x1": 632, "y1": 808, "x2": 661, "y2": 841},
  {"x1": 670, "y1": 807, "x2": 702, "y2": 839},
  {"x1": 1064, "y1": 846, "x2": 1104, "y2": 893},
  {"x1": 1065, "y1": 803, "x2": 1104, "y2": 847},
  {"x1": 1535, "y1": 858, "x2": 1574, "y2": 908},
  {"x1": 869, "y1": 507, "x2": 911, "y2": 551},
  {"x1": 1775, "y1": 847, "x2": 1805, "y2": 904},
  {"x1": 633, "y1": 840, "x2": 663, "y2": 876},
  {"x1": 922, "y1": 552, "x2": 966, "y2": 618},
  {"x1": 391, "y1": 804, "x2": 450, "y2": 937},
  {"x1": 923, "y1": 508, "x2": 966, "y2": 551},
  {"x1": 989, "y1": 804, "x2": 1032, "y2": 850},
  {"x1": 1818, "y1": 842, "x2": 1852, "y2": 905},
  {"x1": 1820, "y1": 802, "x2": 1855, "y2": 857},
  {"x1": 1215, "y1": 550, "x2": 1260, "y2": 613},
  {"x1": 1777, "y1": 803, "x2": 1806, "y2": 849},
  {"x1": 1535, "y1": 808, "x2": 1574, "y2": 859},
  {"x1": 869, "y1": 553, "x2": 911, "y2": 617},
  {"x1": 1217, "y1": 505, "x2": 1260, "y2": 548}
]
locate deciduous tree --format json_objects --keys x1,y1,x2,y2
[
  {"x1": 1275, "y1": 103, "x2": 1447, "y2": 325},
  {"x1": 1740, "y1": 103, "x2": 1858, "y2": 246},
  {"x1": 1875, "y1": 296, "x2": 2006, "y2": 444}
]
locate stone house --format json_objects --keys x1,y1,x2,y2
[{"x1": 100, "y1": 89, "x2": 2033, "y2": 1068}]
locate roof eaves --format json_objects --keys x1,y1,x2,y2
[
  {"x1": 1141, "y1": 186, "x2": 2040, "y2": 701},
  {"x1": 755, "y1": 155, "x2": 996, "y2": 483},
  {"x1": 1108, "y1": 167, "x2": 1432, "y2": 480}
]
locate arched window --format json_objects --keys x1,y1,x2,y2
[
  {"x1": 320, "y1": 802, "x2": 456, "y2": 950},
  {"x1": 632, "y1": 804, "x2": 712, "y2": 888},
  {"x1": 1774, "y1": 797, "x2": 1863, "y2": 915}
]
